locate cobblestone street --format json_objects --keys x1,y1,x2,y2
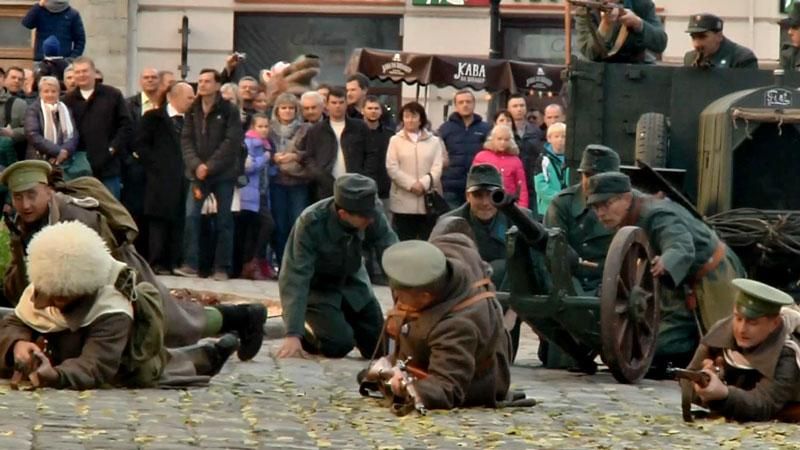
[{"x1": 0, "y1": 277, "x2": 798, "y2": 450}]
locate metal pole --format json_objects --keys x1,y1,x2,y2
[
  {"x1": 489, "y1": 0, "x2": 502, "y2": 60},
  {"x1": 564, "y1": 1, "x2": 572, "y2": 66}
]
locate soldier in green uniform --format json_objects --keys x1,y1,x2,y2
[
  {"x1": 574, "y1": 0, "x2": 668, "y2": 64},
  {"x1": 441, "y1": 164, "x2": 535, "y2": 289},
  {"x1": 779, "y1": 8, "x2": 800, "y2": 72},
  {"x1": 586, "y1": 172, "x2": 746, "y2": 368},
  {"x1": 544, "y1": 145, "x2": 620, "y2": 295},
  {"x1": 379, "y1": 239, "x2": 511, "y2": 410},
  {"x1": 681, "y1": 279, "x2": 800, "y2": 422},
  {"x1": 276, "y1": 174, "x2": 398, "y2": 359},
  {"x1": 683, "y1": 13, "x2": 758, "y2": 68}
]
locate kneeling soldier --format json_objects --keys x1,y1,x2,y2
[
  {"x1": 0, "y1": 221, "x2": 238, "y2": 389},
  {"x1": 681, "y1": 279, "x2": 800, "y2": 422},
  {"x1": 380, "y1": 238, "x2": 512, "y2": 410}
]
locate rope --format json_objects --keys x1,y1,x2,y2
[{"x1": 707, "y1": 209, "x2": 800, "y2": 259}]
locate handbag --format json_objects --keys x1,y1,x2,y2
[
  {"x1": 423, "y1": 173, "x2": 449, "y2": 217},
  {"x1": 59, "y1": 151, "x2": 92, "y2": 181}
]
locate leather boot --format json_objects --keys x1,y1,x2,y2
[
  {"x1": 215, "y1": 303, "x2": 267, "y2": 361},
  {"x1": 181, "y1": 333, "x2": 240, "y2": 376}
]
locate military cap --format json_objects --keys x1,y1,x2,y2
[
  {"x1": 334, "y1": 173, "x2": 377, "y2": 215},
  {"x1": 686, "y1": 13, "x2": 724, "y2": 33},
  {"x1": 382, "y1": 240, "x2": 447, "y2": 289},
  {"x1": 586, "y1": 172, "x2": 631, "y2": 205},
  {"x1": 732, "y1": 278, "x2": 794, "y2": 319},
  {"x1": 779, "y1": 8, "x2": 800, "y2": 28},
  {"x1": 578, "y1": 145, "x2": 621, "y2": 174},
  {"x1": 466, "y1": 164, "x2": 503, "y2": 193},
  {"x1": 0, "y1": 160, "x2": 52, "y2": 192}
]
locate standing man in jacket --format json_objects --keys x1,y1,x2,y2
[
  {"x1": 181, "y1": 69, "x2": 243, "y2": 281},
  {"x1": 507, "y1": 94, "x2": 543, "y2": 203},
  {"x1": 22, "y1": 0, "x2": 85, "y2": 63},
  {"x1": 64, "y1": 56, "x2": 131, "y2": 199},
  {"x1": 780, "y1": 8, "x2": 800, "y2": 72},
  {"x1": 297, "y1": 87, "x2": 373, "y2": 202},
  {"x1": 438, "y1": 90, "x2": 491, "y2": 208}
]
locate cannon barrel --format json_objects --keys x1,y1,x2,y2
[{"x1": 490, "y1": 189, "x2": 547, "y2": 249}]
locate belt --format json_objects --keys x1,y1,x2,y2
[{"x1": 695, "y1": 242, "x2": 727, "y2": 281}]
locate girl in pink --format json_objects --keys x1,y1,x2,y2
[{"x1": 472, "y1": 124, "x2": 529, "y2": 208}]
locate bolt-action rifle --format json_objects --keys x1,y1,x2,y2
[{"x1": 358, "y1": 356, "x2": 428, "y2": 416}]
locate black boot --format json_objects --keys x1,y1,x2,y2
[
  {"x1": 215, "y1": 303, "x2": 267, "y2": 361},
  {"x1": 181, "y1": 333, "x2": 240, "y2": 376}
]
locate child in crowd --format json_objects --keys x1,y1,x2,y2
[
  {"x1": 234, "y1": 113, "x2": 274, "y2": 279},
  {"x1": 471, "y1": 124, "x2": 529, "y2": 208},
  {"x1": 534, "y1": 122, "x2": 570, "y2": 216}
]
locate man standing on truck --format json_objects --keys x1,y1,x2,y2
[
  {"x1": 779, "y1": 8, "x2": 800, "y2": 72},
  {"x1": 683, "y1": 13, "x2": 758, "y2": 69},
  {"x1": 574, "y1": 0, "x2": 668, "y2": 64}
]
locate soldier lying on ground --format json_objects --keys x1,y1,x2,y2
[
  {"x1": 586, "y1": 172, "x2": 746, "y2": 369},
  {"x1": 377, "y1": 236, "x2": 512, "y2": 410},
  {"x1": 0, "y1": 160, "x2": 266, "y2": 361},
  {"x1": 276, "y1": 174, "x2": 398, "y2": 359},
  {"x1": 680, "y1": 279, "x2": 800, "y2": 422},
  {"x1": 0, "y1": 221, "x2": 238, "y2": 389}
]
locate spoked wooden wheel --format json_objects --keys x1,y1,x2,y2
[{"x1": 600, "y1": 226, "x2": 660, "y2": 384}]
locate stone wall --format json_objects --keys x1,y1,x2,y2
[{"x1": 71, "y1": 0, "x2": 130, "y2": 92}]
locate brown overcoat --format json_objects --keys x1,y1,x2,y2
[{"x1": 392, "y1": 233, "x2": 512, "y2": 410}]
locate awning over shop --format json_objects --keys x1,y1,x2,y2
[{"x1": 346, "y1": 48, "x2": 564, "y2": 94}]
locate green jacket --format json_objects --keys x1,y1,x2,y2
[
  {"x1": 544, "y1": 184, "x2": 613, "y2": 292},
  {"x1": 279, "y1": 198, "x2": 398, "y2": 336},
  {"x1": 627, "y1": 191, "x2": 723, "y2": 287},
  {"x1": 780, "y1": 44, "x2": 800, "y2": 72},
  {"x1": 574, "y1": 0, "x2": 667, "y2": 63},
  {"x1": 0, "y1": 90, "x2": 27, "y2": 144},
  {"x1": 442, "y1": 202, "x2": 535, "y2": 288},
  {"x1": 533, "y1": 145, "x2": 570, "y2": 217},
  {"x1": 683, "y1": 37, "x2": 758, "y2": 69}
]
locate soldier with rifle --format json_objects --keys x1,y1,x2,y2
[
  {"x1": 676, "y1": 279, "x2": 800, "y2": 422},
  {"x1": 366, "y1": 237, "x2": 514, "y2": 412},
  {"x1": 572, "y1": 0, "x2": 667, "y2": 64},
  {"x1": 683, "y1": 13, "x2": 758, "y2": 69}
]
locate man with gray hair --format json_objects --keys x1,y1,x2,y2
[
  {"x1": 300, "y1": 90, "x2": 325, "y2": 124},
  {"x1": 63, "y1": 64, "x2": 76, "y2": 93}
]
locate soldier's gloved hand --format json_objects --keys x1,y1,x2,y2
[
  {"x1": 29, "y1": 351, "x2": 58, "y2": 388},
  {"x1": 619, "y1": 8, "x2": 644, "y2": 32},
  {"x1": 12, "y1": 340, "x2": 39, "y2": 368}
]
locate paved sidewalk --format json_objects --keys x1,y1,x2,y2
[{"x1": 0, "y1": 277, "x2": 796, "y2": 449}]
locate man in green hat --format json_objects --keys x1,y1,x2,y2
[
  {"x1": 586, "y1": 171, "x2": 746, "y2": 368},
  {"x1": 276, "y1": 173, "x2": 398, "y2": 359},
  {"x1": 779, "y1": 8, "x2": 800, "y2": 72},
  {"x1": 0, "y1": 160, "x2": 268, "y2": 361},
  {"x1": 544, "y1": 145, "x2": 620, "y2": 294},
  {"x1": 378, "y1": 238, "x2": 511, "y2": 410},
  {"x1": 683, "y1": 13, "x2": 758, "y2": 68},
  {"x1": 441, "y1": 164, "x2": 535, "y2": 289},
  {"x1": 680, "y1": 279, "x2": 800, "y2": 422}
]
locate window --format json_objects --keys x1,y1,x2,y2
[{"x1": 0, "y1": 5, "x2": 34, "y2": 67}]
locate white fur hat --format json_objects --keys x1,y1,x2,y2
[{"x1": 27, "y1": 221, "x2": 115, "y2": 297}]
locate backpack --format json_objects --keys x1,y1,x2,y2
[
  {"x1": 52, "y1": 175, "x2": 139, "y2": 245},
  {"x1": 114, "y1": 267, "x2": 168, "y2": 387}
]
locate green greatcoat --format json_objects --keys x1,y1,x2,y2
[
  {"x1": 442, "y1": 202, "x2": 535, "y2": 289},
  {"x1": 574, "y1": 0, "x2": 667, "y2": 63},
  {"x1": 626, "y1": 191, "x2": 745, "y2": 356},
  {"x1": 279, "y1": 198, "x2": 398, "y2": 338},
  {"x1": 780, "y1": 44, "x2": 800, "y2": 72},
  {"x1": 683, "y1": 37, "x2": 758, "y2": 69},
  {"x1": 544, "y1": 184, "x2": 613, "y2": 294}
]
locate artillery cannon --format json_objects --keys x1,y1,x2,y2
[{"x1": 491, "y1": 190, "x2": 661, "y2": 384}]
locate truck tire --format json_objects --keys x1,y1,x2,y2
[{"x1": 635, "y1": 112, "x2": 669, "y2": 168}]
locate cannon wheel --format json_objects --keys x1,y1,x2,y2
[{"x1": 600, "y1": 226, "x2": 661, "y2": 384}]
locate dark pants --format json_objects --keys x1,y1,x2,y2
[
  {"x1": 392, "y1": 213, "x2": 436, "y2": 241},
  {"x1": 185, "y1": 180, "x2": 235, "y2": 275},
  {"x1": 270, "y1": 183, "x2": 309, "y2": 265},
  {"x1": 301, "y1": 297, "x2": 384, "y2": 359},
  {"x1": 233, "y1": 210, "x2": 274, "y2": 276},
  {"x1": 148, "y1": 215, "x2": 184, "y2": 271}
]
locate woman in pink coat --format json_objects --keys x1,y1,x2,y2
[{"x1": 471, "y1": 124, "x2": 529, "y2": 208}]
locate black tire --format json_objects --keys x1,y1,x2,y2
[{"x1": 635, "y1": 112, "x2": 669, "y2": 168}]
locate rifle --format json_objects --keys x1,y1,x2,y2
[
  {"x1": 358, "y1": 356, "x2": 428, "y2": 416},
  {"x1": 568, "y1": 0, "x2": 623, "y2": 14},
  {"x1": 666, "y1": 367, "x2": 711, "y2": 388}
]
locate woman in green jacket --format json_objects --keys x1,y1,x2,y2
[{"x1": 534, "y1": 122, "x2": 569, "y2": 216}]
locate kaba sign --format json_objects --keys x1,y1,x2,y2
[{"x1": 453, "y1": 62, "x2": 487, "y2": 84}]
